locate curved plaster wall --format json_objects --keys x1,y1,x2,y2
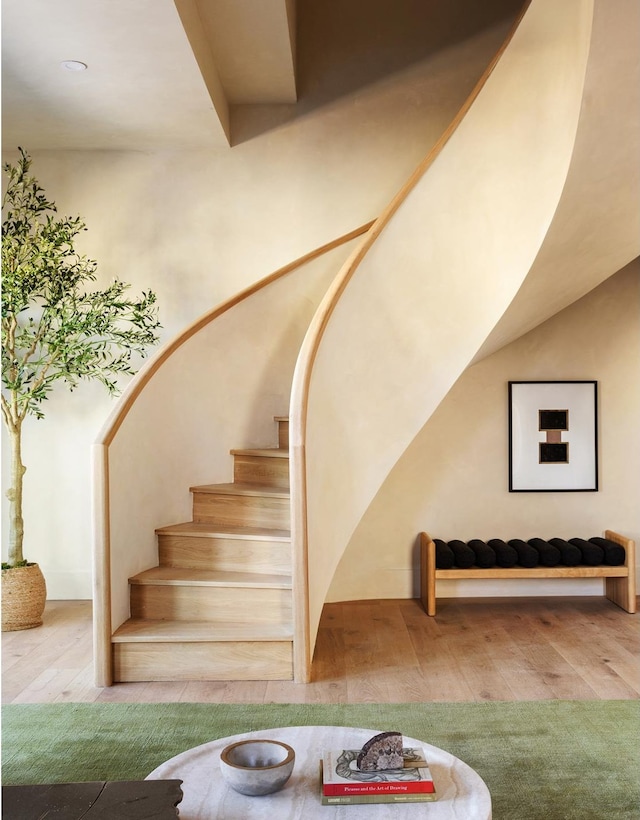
[
  {"x1": 96, "y1": 234, "x2": 362, "y2": 641},
  {"x1": 329, "y1": 261, "x2": 640, "y2": 602},
  {"x1": 293, "y1": 0, "x2": 594, "y2": 663},
  {"x1": 476, "y1": 0, "x2": 640, "y2": 360}
]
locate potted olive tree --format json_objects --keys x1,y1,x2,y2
[{"x1": 2, "y1": 149, "x2": 161, "y2": 630}]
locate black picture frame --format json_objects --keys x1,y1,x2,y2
[{"x1": 508, "y1": 380, "x2": 598, "y2": 492}]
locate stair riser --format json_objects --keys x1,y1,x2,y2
[
  {"x1": 158, "y1": 535, "x2": 291, "y2": 574},
  {"x1": 278, "y1": 420, "x2": 289, "y2": 450},
  {"x1": 130, "y1": 585, "x2": 292, "y2": 624},
  {"x1": 113, "y1": 641, "x2": 293, "y2": 681},
  {"x1": 233, "y1": 454, "x2": 289, "y2": 488},
  {"x1": 192, "y1": 492, "x2": 290, "y2": 529}
]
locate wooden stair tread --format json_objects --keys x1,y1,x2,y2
[
  {"x1": 155, "y1": 521, "x2": 290, "y2": 539},
  {"x1": 189, "y1": 482, "x2": 290, "y2": 498},
  {"x1": 230, "y1": 447, "x2": 289, "y2": 458},
  {"x1": 130, "y1": 567, "x2": 291, "y2": 588},
  {"x1": 112, "y1": 619, "x2": 293, "y2": 643},
  {"x1": 113, "y1": 414, "x2": 295, "y2": 684}
]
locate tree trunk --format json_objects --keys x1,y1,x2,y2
[{"x1": 5, "y1": 422, "x2": 26, "y2": 566}]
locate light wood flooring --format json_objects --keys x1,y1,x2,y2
[{"x1": 2, "y1": 596, "x2": 638, "y2": 704}]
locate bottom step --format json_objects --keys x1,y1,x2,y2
[
  {"x1": 114, "y1": 641, "x2": 293, "y2": 681},
  {"x1": 112, "y1": 619, "x2": 293, "y2": 681}
]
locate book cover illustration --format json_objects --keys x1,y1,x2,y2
[{"x1": 322, "y1": 748, "x2": 436, "y2": 797}]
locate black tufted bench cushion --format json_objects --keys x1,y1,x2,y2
[{"x1": 434, "y1": 537, "x2": 625, "y2": 571}]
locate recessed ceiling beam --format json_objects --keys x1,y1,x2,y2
[{"x1": 183, "y1": 0, "x2": 297, "y2": 105}]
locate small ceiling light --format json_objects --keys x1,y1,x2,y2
[{"x1": 61, "y1": 60, "x2": 88, "y2": 72}]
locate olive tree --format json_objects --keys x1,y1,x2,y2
[{"x1": 2, "y1": 149, "x2": 161, "y2": 567}]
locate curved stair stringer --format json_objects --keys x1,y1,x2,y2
[
  {"x1": 92, "y1": 222, "x2": 373, "y2": 686},
  {"x1": 289, "y1": 0, "x2": 594, "y2": 683},
  {"x1": 474, "y1": 0, "x2": 640, "y2": 363}
]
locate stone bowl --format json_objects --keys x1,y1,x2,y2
[{"x1": 219, "y1": 739, "x2": 295, "y2": 796}]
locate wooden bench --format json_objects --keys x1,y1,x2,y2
[{"x1": 420, "y1": 529, "x2": 636, "y2": 616}]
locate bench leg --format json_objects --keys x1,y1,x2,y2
[
  {"x1": 420, "y1": 533, "x2": 437, "y2": 616},
  {"x1": 604, "y1": 531, "x2": 637, "y2": 613},
  {"x1": 605, "y1": 576, "x2": 636, "y2": 613}
]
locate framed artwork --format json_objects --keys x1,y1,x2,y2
[{"x1": 508, "y1": 380, "x2": 598, "y2": 492}]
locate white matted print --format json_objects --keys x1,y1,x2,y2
[{"x1": 508, "y1": 381, "x2": 598, "y2": 492}]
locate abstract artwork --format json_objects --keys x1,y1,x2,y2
[{"x1": 508, "y1": 381, "x2": 598, "y2": 492}]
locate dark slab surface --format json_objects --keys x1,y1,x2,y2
[{"x1": 2, "y1": 779, "x2": 183, "y2": 819}]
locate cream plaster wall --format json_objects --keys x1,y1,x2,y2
[
  {"x1": 328, "y1": 261, "x2": 640, "y2": 603},
  {"x1": 1, "y1": 21, "x2": 514, "y2": 597},
  {"x1": 476, "y1": 0, "x2": 640, "y2": 359},
  {"x1": 297, "y1": 0, "x2": 594, "y2": 650}
]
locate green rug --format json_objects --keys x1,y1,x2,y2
[{"x1": 2, "y1": 702, "x2": 638, "y2": 819}]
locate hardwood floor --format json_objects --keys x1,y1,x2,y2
[{"x1": 2, "y1": 596, "x2": 638, "y2": 704}]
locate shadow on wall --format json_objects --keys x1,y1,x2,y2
[
  {"x1": 326, "y1": 264, "x2": 640, "y2": 604},
  {"x1": 231, "y1": 0, "x2": 524, "y2": 144}
]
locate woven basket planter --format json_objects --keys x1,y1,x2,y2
[{"x1": 2, "y1": 563, "x2": 47, "y2": 632}]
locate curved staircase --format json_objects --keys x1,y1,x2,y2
[
  {"x1": 111, "y1": 417, "x2": 294, "y2": 681},
  {"x1": 94, "y1": 0, "x2": 638, "y2": 687}
]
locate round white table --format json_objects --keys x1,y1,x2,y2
[{"x1": 147, "y1": 726, "x2": 491, "y2": 819}]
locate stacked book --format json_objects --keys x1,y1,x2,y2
[{"x1": 320, "y1": 746, "x2": 437, "y2": 806}]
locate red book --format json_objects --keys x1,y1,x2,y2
[{"x1": 322, "y1": 748, "x2": 436, "y2": 797}]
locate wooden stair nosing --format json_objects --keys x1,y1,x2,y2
[
  {"x1": 129, "y1": 567, "x2": 292, "y2": 589},
  {"x1": 155, "y1": 522, "x2": 290, "y2": 540},
  {"x1": 112, "y1": 618, "x2": 294, "y2": 643},
  {"x1": 189, "y1": 482, "x2": 290, "y2": 498},
  {"x1": 230, "y1": 448, "x2": 289, "y2": 458}
]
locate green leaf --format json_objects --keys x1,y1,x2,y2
[{"x1": 2, "y1": 149, "x2": 162, "y2": 421}]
